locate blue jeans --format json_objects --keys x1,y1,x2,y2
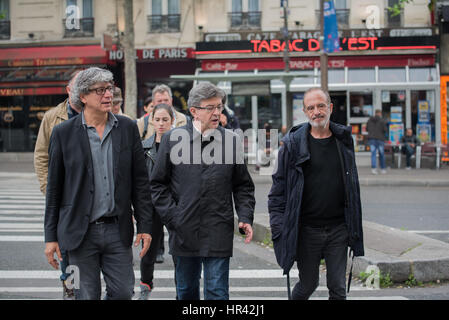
[
  {"x1": 59, "y1": 250, "x2": 70, "y2": 281},
  {"x1": 175, "y1": 256, "x2": 230, "y2": 300},
  {"x1": 369, "y1": 139, "x2": 385, "y2": 169}
]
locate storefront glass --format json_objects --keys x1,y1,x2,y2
[
  {"x1": 411, "y1": 90, "x2": 435, "y2": 143},
  {"x1": 379, "y1": 68, "x2": 406, "y2": 82},
  {"x1": 409, "y1": 67, "x2": 437, "y2": 82},
  {"x1": 0, "y1": 95, "x2": 66, "y2": 152},
  {"x1": 350, "y1": 91, "x2": 373, "y2": 118},
  {"x1": 348, "y1": 68, "x2": 375, "y2": 83}
]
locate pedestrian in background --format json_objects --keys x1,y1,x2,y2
[
  {"x1": 44, "y1": 67, "x2": 153, "y2": 300},
  {"x1": 367, "y1": 109, "x2": 388, "y2": 175},
  {"x1": 138, "y1": 84, "x2": 188, "y2": 141},
  {"x1": 139, "y1": 103, "x2": 174, "y2": 299},
  {"x1": 111, "y1": 86, "x2": 133, "y2": 119},
  {"x1": 400, "y1": 128, "x2": 420, "y2": 170},
  {"x1": 136, "y1": 95, "x2": 153, "y2": 140},
  {"x1": 268, "y1": 87, "x2": 364, "y2": 300},
  {"x1": 34, "y1": 70, "x2": 81, "y2": 300},
  {"x1": 150, "y1": 82, "x2": 255, "y2": 300}
]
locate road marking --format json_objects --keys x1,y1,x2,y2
[
  {"x1": 0, "y1": 223, "x2": 43, "y2": 229},
  {"x1": 0, "y1": 269, "x2": 300, "y2": 279},
  {"x1": 408, "y1": 230, "x2": 449, "y2": 234},
  {"x1": 0, "y1": 236, "x2": 44, "y2": 242},
  {"x1": 0, "y1": 217, "x2": 43, "y2": 221}
]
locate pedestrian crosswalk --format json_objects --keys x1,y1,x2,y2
[{"x1": 0, "y1": 177, "x2": 408, "y2": 300}]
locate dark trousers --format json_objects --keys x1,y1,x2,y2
[
  {"x1": 68, "y1": 221, "x2": 135, "y2": 300},
  {"x1": 140, "y1": 212, "x2": 164, "y2": 288},
  {"x1": 402, "y1": 144, "x2": 415, "y2": 167},
  {"x1": 292, "y1": 223, "x2": 349, "y2": 300}
]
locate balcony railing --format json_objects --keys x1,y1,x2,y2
[
  {"x1": 228, "y1": 11, "x2": 261, "y2": 30},
  {"x1": 385, "y1": 8, "x2": 403, "y2": 28},
  {"x1": 0, "y1": 20, "x2": 10, "y2": 40},
  {"x1": 147, "y1": 14, "x2": 181, "y2": 33},
  {"x1": 315, "y1": 9, "x2": 349, "y2": 29},
  {"x1": 63, "y1": 18, "x2": 94, "y2": 38}
]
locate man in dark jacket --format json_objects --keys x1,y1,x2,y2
[
  {"x1": 44, "y1": 67, "x2": 153, "y2": 300},
  {"x1": 150, "y1": 82, "x2": 255, "y2": 300},
  {"x1": 400, "y1": 128, "x2": 420, "y2": 169},
  {"x1": 366, "y1": 109, "x2": 388, "y2": 174},
  {"x1": 268, "y1": 87, "x2": 364, "y2": 300}
]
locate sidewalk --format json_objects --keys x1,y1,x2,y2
[
  {"x1": 245, "y1": 164, "x2": 449, "y2": 283},
  {"x1": 1, "y1": 153, "x2": 449, "y2": 283}
]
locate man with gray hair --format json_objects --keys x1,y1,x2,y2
[
  {"x1": 44, "y1": 67, "x2": 153, "y2": 300},
  {"x1": 150, "y1": 81, "x2": 255, "y2": 300},
  {"x1": 137, "y1": 83, "x2": 188, "y2": 140}
]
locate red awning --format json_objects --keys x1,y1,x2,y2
[{"x1": 0, "y1": 45, "x2": 108, "y2": 67}]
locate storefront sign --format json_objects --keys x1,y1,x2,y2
[
  {"x1": 196, "y1": 36, "x2": 438, "y2": 55},
  {"x1": 0, "y1": 87, "x2": 66, "y2": 96},
  {"x1": 201, "y1": 55, "x2": 435, "y2": 71},
  {"x1": 108, "y1": 48, "x2": 195, "y2": 61}
]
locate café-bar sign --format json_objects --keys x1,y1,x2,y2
[{"x1": 196, "y1": 36, "x2": 438, "y2": 55}]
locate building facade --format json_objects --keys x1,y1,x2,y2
[{"x1": 0, "y1": 0, "x2": 446, "y2": 154}]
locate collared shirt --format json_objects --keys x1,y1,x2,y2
[
  {"x1": 67, "y1": 101, "x2": 79, "y2": 119},
  {"x1": 82, "y1": 111, "x2": 118, "y2": 222}
]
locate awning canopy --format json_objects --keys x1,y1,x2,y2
[{"x1": 0, "y1": 45, "x2": 108, "y2": 67}]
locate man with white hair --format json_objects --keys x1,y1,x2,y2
[{"x1": 44, "y1": 67, "x2": 153, "y2": 300}]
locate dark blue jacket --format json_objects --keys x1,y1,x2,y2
[{"x1": 268, "y1": 121, "x2": 364, "y2": 275}]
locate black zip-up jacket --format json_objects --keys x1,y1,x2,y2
[
  {"x1": 268, "y1": 121, "x2": 364, "y2": 275},
  {"x1": 149, "y1": 122, "x2": 255, "y2": 257}
]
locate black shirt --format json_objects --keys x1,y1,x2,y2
[{"x1": 300, "y1": 133, "x2": 345, "y2": 227}]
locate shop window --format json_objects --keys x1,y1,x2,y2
[
  {"x1": 0, "y1": 0, "x2": 10, "y2": 40},
  {"x1": 348, "y1": 68, "x2": 375, "y2": 83},
  {"x1": 411, "y1": 90, "x2": 435, "y2": 143},
  {"x1": 229, "y1": 0, "x2": 261, "y2": 30},
  {"x1": 381, "y1": 90, "x2": 406, "y2": 145},
  {"x1": 63, "y1": 0, "x2": 94, "y2": 38},
  {"x1": 350, "y1": 91, "x2": 373, "y2": 118},
  {"x1": 409, "y1": 67, "x2": 437, "y2": 82},
  {"x1": 148, "y1": 0, "x2": 180, "y2": 33},
  {"x1": 350, "y1": 91, "x2": 373, "y2": 151},
  {"x1": 379, "y1": 68, "x2": 406, "y2": 82},
  {"x1": 328, "y1": 69, "x2": 345, "y2": 84},
  {"x1": 291, "y1": 70, "x2": 314, "y2": 85}
]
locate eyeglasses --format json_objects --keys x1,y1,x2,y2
[
  {"x1": 88, "y1": 86, "x2": 115, "y2": 96},
  {"x1": 195, "y1": 104, "x2": 224, "y2": 113},
  {"x1": 304, "y1": 103, "x2": 328, "y2": 113}
]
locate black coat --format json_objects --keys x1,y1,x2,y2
[
  {"x1": 268, "y1": 121, "x2": 364, "y2": 275},
  {"x1": 44, "y1": 114, "x2": 153, "y2": 251},
  {"x1": 149, "y1": 122, "x2": 255, "y2": 257}
]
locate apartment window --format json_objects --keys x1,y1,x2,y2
[
  {"x1": 334, "y1": 0, "x2": 349, "y2": 29},
  {"x1": 148, "y1": 0, "x2": 180, "y2": 33},
  {"x1": 0, "y1": 0, "x2": 10, "y2": 40},
  {"x1": 385, "y1": 0, "x2": 402, "y2": 27},
  {"x1": 63, "y1": 0, "x2": 94, "y2": 38},
  {"x1": 229, "y1": 0, "x2": 261, "y2": 30},
  {"x1": 315, "y1": 0, "x2": 349, "y2": 29}
]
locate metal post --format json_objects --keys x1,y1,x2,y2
[
  {"x1": 282, "y1": 0, "x2": 293, "y2": 129},
  {"x1": 320, "y1": 0, "x2": 328, "y2": 92}
]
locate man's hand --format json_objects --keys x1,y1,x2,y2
[
  {"x1": 134, "y1": 233, "x2": 152, "y2": 258},
  {"x1": 45, "y1": 242, "x2": 62, "y2": 270},
  {"x1": 238, "y1": 222, "x2": 253, "y2": 244}
]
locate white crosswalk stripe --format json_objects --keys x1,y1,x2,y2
[{"x1": 0, "y1": 184, "x2": 408, "y2": 300}]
